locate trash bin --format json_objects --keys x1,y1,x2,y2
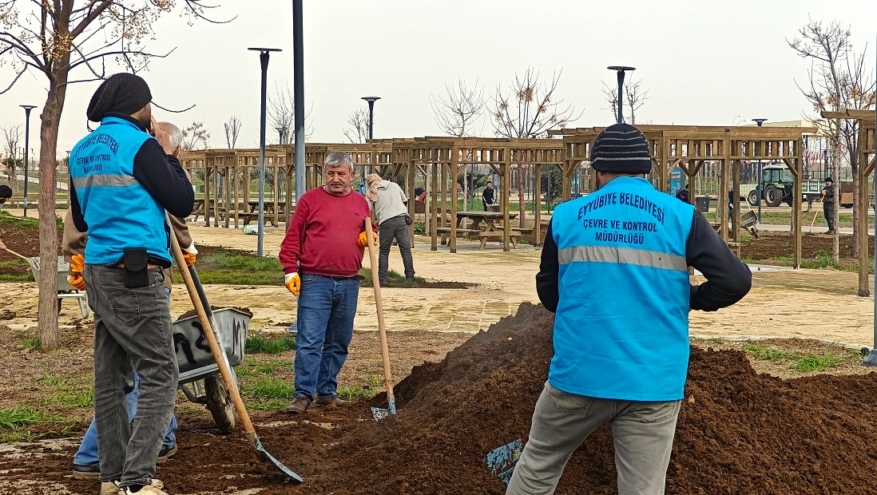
[{"x1": 695, "y1": 196, "x2": 710, "y2": 213}]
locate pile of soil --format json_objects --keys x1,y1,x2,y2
[{"x1": 15, "y1": 303, "x2": 877, "y2": 494}]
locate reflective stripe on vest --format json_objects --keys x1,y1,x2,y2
[{"x1": 558, "y1": 245, "x2": 687, "y2": 272}]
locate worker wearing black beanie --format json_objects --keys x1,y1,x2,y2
[
  {"x1": 68, "y1": 72, "x2": 193, "y2": 495},
  {"x1": 86, "y1": 73, "x2": 153, "y2": 124}
]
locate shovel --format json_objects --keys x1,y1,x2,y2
[
  {"x1": 364, "y1": 217, "x2": 396, "y2": 420},
  {"x1": 168, "y1": 219, "x2": 303, "y2": 483},
  {"x1": 2, "y1": 245, "x2": 31, "y2": 262}
]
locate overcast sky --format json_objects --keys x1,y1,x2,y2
[{"x1": 1, "y1": 0, "x2": 875, "y2": 155}]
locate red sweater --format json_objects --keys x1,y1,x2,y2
[{"x1": 280, "y1": 187, "x2": 371, "y2": 278}]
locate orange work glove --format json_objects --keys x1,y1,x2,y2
[
  {"x1": 182, "y1": 243, "x2": 198, "y2": 266},
  {"x1": 285, "y1": 273, "x2": 301, "y2": 297},
  {"x1": 70, "y1": 254, "x2": 85, "y2": 273},
  {"x1": 68, "y1": 254, "x2": 86, "y2": 290},
  {"x1": 357, "y1": 231, "x2": 378, "y2": 248},
  {"x1": 67, "y1": 273, "x2": 86, "y2": 291}
]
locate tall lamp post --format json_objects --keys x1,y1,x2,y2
[
  {"x1": 361, "y1": 96, "x2": 380, "y2": 141},
  {"x1": 248, "y1": 47, "x2": 282, "y2": 258},
  {"x1": 753, "y1": 119, "x2": 767, "y2": 223},
  {"x1": 607, "y1": 66, "x2": 635, "y2": 124},
  {"x1": 20, "y1": 105, "x2": 37, "y2": 217}
]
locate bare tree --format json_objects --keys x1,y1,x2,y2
[
  {"x1": 602, "y1": 78, "x2": 650, "y2": 124},
  {"x1": 268, "y1": 82, "x2": 313, "y2": 144},
  {"x1": 788, "y1": 18, "x2": 876, "y2": 260},
  {"x1": 491, "y1": 68, "x2": 581, "y2": 226},
  {"x1": 430, "y1": 79, "x2": 485, "y2": 137},
  {"x1": 224, "y1": 116, "x2": 242, "y2": 149},
  {"x1": 343, "y1": 107, "x2": 370, "y2": 143},
  {"x1": 0, "y1": 1, "x2": 230, "y2": 349},
  {"x1": 2, "y1": 125, "x2": 21, "y2": 184},
  {"x1": 182, "y1": 121, "x2": 211, "y2": 151}
]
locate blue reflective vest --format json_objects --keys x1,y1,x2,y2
[
  {"x1": 549, "y1": 177, "x2": 694, "y2": 401},
  {"x1": 69, "y1": 117, "x2": 171, "y2": 265}
]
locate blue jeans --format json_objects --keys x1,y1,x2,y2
[
  {"x1": 73, "y1": 286, "x2": 177, "y2": 469},
  {"x1": 294, "y1": 274, "x2": 359, "y2": 400}
]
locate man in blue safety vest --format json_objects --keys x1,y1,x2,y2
[
  {"x1": 68, "y1": 73, "x2": 194, "y2": 495},
  {"x1": 506, "y1": 123, "x2": 752, "y2": 495}
]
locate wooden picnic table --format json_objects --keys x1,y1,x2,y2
[
  {"x1": 246, "y1": 200, "x2": 287, "y2": 215},
  {"x1": 433, "y1": 211, "x2": 522, "y2": 250}
]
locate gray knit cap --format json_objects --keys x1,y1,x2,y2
[{"x1": 590, "y1": 123, "x2": 652, "y2": 174}]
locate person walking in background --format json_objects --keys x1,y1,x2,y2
[
  {"x1": 822, "y1": 177, "x2": 836, "y2": 234},
  {"x1": 506, "y1": 123, "x2": 751, "y2": 495},
  {"x1": 279, "y1": 151, "x2": 376, "y2": 414},
  {"x1": 66, "y1": 122, "x2": 197, "y2": 485},
  {"x1": 68, "y1": 73, "x2": 194, "y2": 495},
  {"x1": 482, "y1": 181, "x2": 495, "y2": 211},
  {"x1": 365, "y1": 173, "x2": 415, "y2": 284}
]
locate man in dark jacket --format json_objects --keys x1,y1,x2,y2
[
  {"x1": 822, "y1": 177, "x2": 836, "y2": 234},
  {"x1": 482, "y1": 181, "x2": 495, "y2": 211},
  {"x1": 507, "y1": 124, "x2": 751, "y2": 495}
]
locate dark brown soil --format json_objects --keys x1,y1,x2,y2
[
  {"x1": 740, "y1": 231, "x2": 874, "y2": 262},
  {"x1": 10, "y1": 303, "x2": 877, "y2": 494},
  {"x1": 0, "y1": 215, "x2": 63, "y2": 276}
]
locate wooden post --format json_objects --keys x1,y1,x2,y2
[
  {"x1": 431, "y1": 160, "x2": 438, "y2": 251},
  {"x1": 204, "y1": 166, "x2": 211, "y2": 227},
  {"x1": 534, "y1": 163, "x2": 543, "y2": 246},
  {"x1": 502, "y1": 148, "x2": 511, "y2": 252},
  {"x1": 450, "y1": 148, "x2": 459, "y2": 253},
  {"x1": 858, "y1": 126, "x2": 871, "y2": 296}
]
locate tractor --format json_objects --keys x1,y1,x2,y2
[{"x1": 747, "y1": 164, "x2": 823, "y2": 207}]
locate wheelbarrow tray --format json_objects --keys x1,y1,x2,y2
[
  {"x1": 173, "y1": 308, "x2": 249, "y2": 384},
  {"x1": 28, "y1": 256, "x2": 89, "y2": 317},
  {"x1": 740, "y1": 210, "x2": 758, "y2": 229}
]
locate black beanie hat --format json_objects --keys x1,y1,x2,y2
[
  {"x1": 825, "y1": 177, "x2": 833, "y2": 183},
  {"x1": 590, "y1": 123, "x2": 652, "y2": 174},
  {"x1": 86, "y1": 73, "x2": 152, "y2": 122},
  {"x1": 0, "y1": 185, "x2": 11, "y2": 199}
]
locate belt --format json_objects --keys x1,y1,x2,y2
[
  {"x1": 306, "y1": 273, "x2": 359, "y2": 281},
  {"x1": 114, "y1": 263, "x2": 162, "y2": 270}
]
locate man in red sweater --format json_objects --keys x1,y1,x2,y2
[{"x1": 279, "y1": 151, "x2": 376, "y2": 414}]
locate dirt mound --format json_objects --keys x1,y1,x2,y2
[{"x1": 10, "y1": 303, "x2": 877, "y2": 494}]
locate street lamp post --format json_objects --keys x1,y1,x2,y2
[
  {"x1": 248, "y1": 47, "x2": 282, "y2": 258},
  {"x1": 607, "y1": 66, "x2": 635, "y2": 124},
  {"x1": 20, "y1": 105, "x2": 37, "y2": 217},
  {"x1": 753, "y1": 118, "x2": 767, "y2": 223},
  {"x1": 361, "y1": 96, "x2": 380, "y2": 141}
]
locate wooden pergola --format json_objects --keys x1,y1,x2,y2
[
  {"x1": 822, "y1": 110, "x2": 877, "y2": 296},
  {"x1": 552, "y1": 125, "x2": 815, "y2": 267},
  {"x1": 391, "y1": 137, "x2": 563, "y2": 252}
]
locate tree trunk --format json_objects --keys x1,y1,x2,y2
[{"x1": 37, "y1": 66, "x2": 70, "y2": 350}]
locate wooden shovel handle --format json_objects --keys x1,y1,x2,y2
[
  {"x1": 167, "y1": 215, "x2": 258, "y2": 439},
  {"x1": 364, "y1": 218, "x2": 394, "y2": 400}
]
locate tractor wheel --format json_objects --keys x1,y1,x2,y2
[
  {"x1": 747, "y1": 190, "x2": 759, "y2": 206},
  {"x1": 204, "y1": 375, "x2": 235, "y2": 434},
  {"x1": 764, "y1": 185, "x2": 783, "y2": 207}
]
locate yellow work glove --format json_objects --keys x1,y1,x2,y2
[
  {"x1": 285, "y1": 273, "x2": 301, "y2": 297},
  {"x1": 68, "y1": 254, "x2": 86, "y2": 291},
  {"x1": 357, "y1": 231, "x2": 378, "y2": 248}
]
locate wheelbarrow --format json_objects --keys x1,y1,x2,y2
[
  {"x1": 740, "y1": 209, "x2": 759, "y2": 238},
  {"x1": 173, "y1": 305, "x2": 250, "y2": 433},
  {"x1": 27, "y1": 256, "x2": 89, "y2": 318}
]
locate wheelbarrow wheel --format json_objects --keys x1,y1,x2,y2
[{"x1": 204, "y1": 375, "x2": 235, "y2": 434}]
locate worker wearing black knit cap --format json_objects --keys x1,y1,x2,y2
[
  {"x1": 68, "y1": 73, "x2": 193, "y2": 495},
  {"x1": 507, "y1": 123, "x2": 751, "y2": 495}
]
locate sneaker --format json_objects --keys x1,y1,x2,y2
[
  {"x1": 100, "y1": 481, "x2": 120, "y2": 495},
  {"x1": 156, "y1": 445, "x2": 177, "y2": 464},
  {"x1": 72, "y1": 462, "x2": 100, "y2": 479},
  {"x1": 315, "y1": 395, "x2": 347, "y2": 408},
  {"x1": 105, "y1": 479, "x2": 164, "y2": 495},
  {"x1": 119, "y1": 480, "x2": 166, "y2": 495},
  {"x1": 284, "y1": 396, "x2": 311, "y2": 414}
]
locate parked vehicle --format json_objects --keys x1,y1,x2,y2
[{"x1": 747, "y1": 165, "x2": 825, "y2": 207}]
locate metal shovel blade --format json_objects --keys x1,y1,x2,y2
[
  {"x1": 370, "y1": 396, "x2": 397, "y2": 421},
  {"x1": 251, "y1": 432, "x2": 304, "y2": 482},
  {"x1": 486, "y1": 439, "x2": 522, "y2": 485}
]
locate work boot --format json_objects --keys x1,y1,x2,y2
[
  {"x1": 104, "y1": 479, "x2": 164, "y2": 495},
  {"x1": 284, "y1": 396, "x2": 311, "y2": 414},
  {"x1": 72, "y1": 462, "x2": 100, "y2": 479},
  {"x1": 315, "y1": 395, "x2": 347, "y2": 408},
  {"x1": 156, "y1": 445, "x2": 177, "y2": 464}
]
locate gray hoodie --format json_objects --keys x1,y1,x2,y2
[{"x1": 369, "y1": 180, "x2": 408, "y2": 225}]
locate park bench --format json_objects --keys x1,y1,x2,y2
[
  {"x1": 727, "y1": 241, "x2": 741, "y2": 258},
  {"x1": 239, "y1": 212, "x2": 278, "y2": 227},
  {"x1": 478, "y1": 229, "x2": 521, "y2": 249}
]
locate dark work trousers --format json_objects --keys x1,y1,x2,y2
[
  {"x1": 84, "y1": 265, "x2": 177, "y2": 489},
  {"x1": 824, "y1": 202, "x2": 836, "y2": 232},
  {"x1": 378, "y1": 215, "x2": 415, "y2": 282}
]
